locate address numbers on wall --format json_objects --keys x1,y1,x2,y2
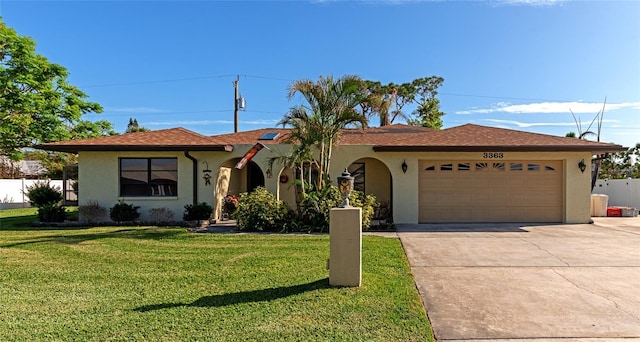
[{"x1": 482, "y1": 152, "x2": 504, "y2": 159}]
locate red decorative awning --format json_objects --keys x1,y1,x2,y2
[{"x1": 234, "y1": 142, "x2": 266, "y2": 169}]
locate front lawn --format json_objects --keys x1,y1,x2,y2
[{"x1": 0, "y1": 208, "x2": 433, "y2": 341}]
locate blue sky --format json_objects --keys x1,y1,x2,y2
[{"x1": 2, "y1": 0, "x2": 639, "y2": 147}]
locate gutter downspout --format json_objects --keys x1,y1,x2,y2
[{"x1": 184, "y1": 151, "x2": 198, "y2": 205}]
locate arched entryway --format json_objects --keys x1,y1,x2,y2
[
  {"x1": 348, "y1": 158, "x2": 393, "y2": 224},
  {"x1": 214, "y1": 158, "x2": 265, "y2": 221}
]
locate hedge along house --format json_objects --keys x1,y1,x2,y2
[{"x1": 37, "y1": 123, "x2": 625, "y2": 224}]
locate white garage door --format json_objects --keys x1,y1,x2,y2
[{"x1": 419, "y1": 160, "x2": 563, "y2": 223}]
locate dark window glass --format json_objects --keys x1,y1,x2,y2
[
  {"x1": 440, "y1": 163, "x2": 453, "y2": 171},
  {"x1": 510, "y1": 163, "x2": 523, "y2": 171},
  {"x1": 120, "y1": 158, "x2": 177, "y2": 197},
  {"x1": 493, "y1": 163, "x2": 505, "y2": 171},
  {"x1": 458, "y1": 163, "x2": 470, "y2": 171},
  {"x1": 528, "y1": 163, "x2": 540, "y2": 171},
  {"x1": 424, "y1": 165, "x2": 435, "y2": 171},
  {"x1": 545, "y1": 165, "x2": 556, "y2": 171}
]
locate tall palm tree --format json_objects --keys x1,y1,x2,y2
[{"x1": 280, "y1": 75, "x2": 367, "y2": 190}]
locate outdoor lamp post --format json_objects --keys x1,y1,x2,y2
[{"x1": 337, "y1": 168, "x2": 354, "y2": 207}]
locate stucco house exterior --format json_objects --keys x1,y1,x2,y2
[{"x1": 37, "y1": 123, "x2": 625, "y2": 224}]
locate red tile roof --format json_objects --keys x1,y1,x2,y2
[{"x1": 37, "y1": 124, "x2": 625, "y2": 154}]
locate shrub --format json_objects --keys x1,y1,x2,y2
[
  {"x1": 233, "y1": 187, "x2": 289, "y2": 232},
  {"x1": 37, "y1": 203, "x2": 67, "y2": 222},
  {"x1": 78, "y1": 200, "x2": 107, "y2": 223},
  {"x1": 297, "y1": 186, "x2": 342, "y2": 232},
  {"x1": 150, "y1": 207, "x2": 175, "y2": 223},
  {"x1": 296, "y1": 186, "x2": 378, "y2": 232},
  {"x1": 26, "y1": 180, "x2": 63, "y2": 207},
  {"x1": 349, "y1": 190, "x2": 378, "y2": 230},
  {"x1": 109, "y1": 201, "x2": 140, "y2": 222},
  {"x1": 183, "y1": 202, "x2": 213, "y2": 221}
]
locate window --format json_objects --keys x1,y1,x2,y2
[
  {"x1": 528, "y1": 163, "x2": 540, "y2": 171},
  {"x1": 493, "y1": 162, "x2": 505, "y2": 171},
  {"x1": 440, "y1": 163, "x2": 453, "y2": 171},
  {"x1": 120, "y1": 158, "x2": 177, "y2": 197},
  {"x1": 258, "y1": 132, "x2": 279, "y2": 140},
  {"x1": 348, "y1": 163, "x2": 365, "y2": 192},
  {"x1": 458, "y1": 163, "x2": 470, "y2": 171},
  {"x1": 424, "y1": 165, "x2": 435, "y2": 171},
  {"x1": 510, "y1": 163, "x2": 523, "y2": 171}
]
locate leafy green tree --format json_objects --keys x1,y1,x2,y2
[
  {"x1": 280, "y1": 74, "x2": 367, "y2": 190},
  {"x1": 406, "y1": 76, "x2": 445, "y2": 129},
  {"x1": 360, "y1": 76, "x2": 445, "y2": 129},
  {"x1": 24, "y1": 120, "x2": 116, "y2": 178},
  {"x1": 125, "y1": 117, "x2": 150, "y2": 133},
  {"x1": 358, "y1": 81, "x2": 393, "y2": 126},
  {"x1": 72, "y1": 119, "x2": 117, "y2": 139},
  {"x1": 0, "y1": 18, "x2": 103, "y2": 160},
  {"x1": 565, "y1": 132, "x2": 577, "y2": 138},
  {"x1": 599, "y1": 143, "x2": 640, "y2": 179}
]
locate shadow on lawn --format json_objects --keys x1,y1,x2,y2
[
  {"x1": 133, "y1": 278, "x2": 330, "y2": 312},
  {"x1": 0, "y1": 228, "x2": 184, "y2": 248}
]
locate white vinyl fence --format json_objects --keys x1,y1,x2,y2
[
  {"x1": 593, "y1": 178, "x2": 640, "y2": 209},
  {"x1": 0, "y1": 179, "x2": 65, "y2": 210}
]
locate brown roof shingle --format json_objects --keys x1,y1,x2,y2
[
  {"x1": 37, "y1": 127, "x2": 233, "y2": 153},
  {"x1": 36, "y1": 124, "x2": 625, "y2": 154},
  {"x1": 370, "y1": 124, "x2": 626, "y2": 152}
]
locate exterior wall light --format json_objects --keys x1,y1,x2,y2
[
  {"x1": 337, "y1": 168, "x2": 355, "y2": 207},
  {"x1": 401, "y1": 160, "x2": 408, "y2": 174},
  {"x1": 578, "y1": 159, "x2": 586, "y2": 173}
]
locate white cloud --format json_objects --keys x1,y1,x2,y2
[
  {"x1": 243, "y1": 119, "x2": 280, "y2": 125},
  {"x1": 145, "y1": 119, "x2": 278, "y2": 126},
  {"x1": 146, "y1": 120, "x2": 233, "y2": 126},
  {"x1": 499, "y1": 0, "x2": 565, "y2": 6},
  {"x1": 484, "y1": 119, "x2": 619, "y2": 128},
  {"x1": 457, "y1": 101, "x2": 640, "y2": 115},
  {"x1": 106, "y1": 107, "x2": 167, "y2": 113}
]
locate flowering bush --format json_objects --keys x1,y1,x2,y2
[{"x1": 223, "y1": 195, "x2": 239, "y2": 214}]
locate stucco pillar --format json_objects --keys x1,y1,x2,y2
[{"x1": 329, "y1": 207, "x2": 362, "y2": 287}]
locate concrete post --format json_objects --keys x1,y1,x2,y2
[{"x1": 329, "y1": 207, "x2": 362, "y2": 287}]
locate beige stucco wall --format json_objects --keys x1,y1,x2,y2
[
  {"x1": 330, "y1": 147, "x2": 593, "y2": 224},
  {"x1": 79, "y1": 144, "x2": 593, "y2": 224},
  {"x1": 79, "y1": 150, "x2": 229, "y2": 222}
]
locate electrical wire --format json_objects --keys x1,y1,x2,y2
[{"x1": 79, "y1": 73, "x2": 612, "y2": 104}]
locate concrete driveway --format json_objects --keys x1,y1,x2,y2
[{"x1": 396, "y1": 217, "x2": 640, "y2": 341}]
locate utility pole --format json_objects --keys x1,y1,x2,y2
[{"x1": 233, "y1": 75, "x2": 239, "y2": 133}]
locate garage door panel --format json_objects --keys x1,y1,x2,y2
[{"x1": 419, "y1": 160, "x2": 563, "y2": 223}]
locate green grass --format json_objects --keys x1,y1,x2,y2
[{"x1": 0, "y1": 208, "x2": 433, "y2": 341}]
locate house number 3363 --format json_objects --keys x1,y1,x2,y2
[{"x1": 483, "y1": 152, "x2": 504, "y2": 159}]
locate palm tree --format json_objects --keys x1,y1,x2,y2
[{"x1": 280, "y1": 75, "x2": 367, "y2": 190}]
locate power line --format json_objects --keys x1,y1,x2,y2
[
  {"x1": 83, "y1": 108, "x2": 286, "y2": 118},
  {"x1": 77, "y1": 72, "x2": 610, "y2": 104},
  {"x1": 438, "y1": 92, "x2": 576, "y2": 103},
  {"x1": 81, "y1": 74, "x2": 236, "y2": 88},
  {"x1": 242, "y1": 74, "x2": 293, "y2": 82}
]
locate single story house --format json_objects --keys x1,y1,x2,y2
[{"x1": 37, "y1": 123, "x2": 625, "y2": 224}]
